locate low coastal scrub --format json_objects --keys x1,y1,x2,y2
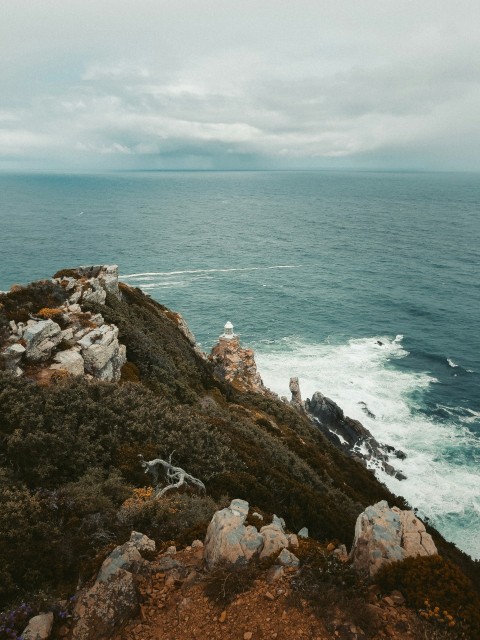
[
  {"x1": 377, "y1": 555, "x2": 480, "y2": 637},
  {"x1": 1, "y1": 278, "x2": 479, "y2": 626}
]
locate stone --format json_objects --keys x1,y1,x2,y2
[
  {"x1": 166, "y1": 545, "x2": 177, "y2": 555},
  {"x1": 191, "y1": 539, "x2": 204, "y2": 549},
  {"x1": 298, "y1": 527, "x2": 309, "y2": 539},
  {"x1": 50, "y1": 349, "x2": 84, "y2": 376},
  {"x1": 71, "y1": 568, "x2": 138, "y2": 640},
  {"x1": 97, "y1": 532, "x2": 155, "y2": 582},
  {"x1": 287, "y1": 534, "x2": 299, "y2": 548},
  {"x1": 21, "y1": 612, "x2": 54, "y2": 640},
  {"x1": 244, "y1": 633, "x2": 253, "y2": 640},
  {"x1": 1, "y1": 342, "x2": 25, "y2": 373},
  {"x1": 24, "y1": 320, "x2": 62, "y2": 362},
  {"x1": 129, "y1": 530, "x2": 156, "y2": 553},
  {"x1": 251, "y1": 511, "x2": 263, "y2": 521},
  {"x1": 275, "y1": 548, "x2": 300, "y2": 568},
  {"x1": 289, "y1": 376, "x2": 303, "y2": 408},
  {"x1": 204, "y1": 499, "x2": 264, "y2": 568},
  {"x1": 78, "y1": 325, "x2": 126, "y2": 381},
  {"x1": 350, "y1": 501, "x2": 437, "y2": 576},
  {"x1": 259, "y1": 518, "x2": 289, "y2": 560},
  {"x1": 218, "y1": 610, "x2": 227, "y2": 623}
]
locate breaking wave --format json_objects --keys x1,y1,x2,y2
[{"x1": 254, "y1": 335, "x2": 480, "y2": 559}]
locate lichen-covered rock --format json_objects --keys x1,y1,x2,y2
[
  {"x1": 50, "y1": 349, "x2": 84, "y2": 376},
  {"x1": 78, "y1": 325, "x2": 126, "y2": 381},
  {"x1": 298, "y1": 527, "x2": 309, "y2": 539},
  {"x1": 71, "y1": 569, "x2": 138, "y2": 640},
  {"x1": 204, "y1": 500, "x2": 295, "y2": 569},
  {"x1": 259, "y1": 518, "x2": 289, "y2": 560},
  {"x1": 24, "y1": 319, "x2": 62, "y2": 362},
  {"x1": 97, "y1": 531, "x2": 155, "y2": 582},
  {"x1": 204, "y1": 499, "x2": 264, "y2": 568},
  {"x1": 276, "y1": 548, "x2": 300, "y2": 567},
  {"x1": 1, "y1": 342, "x2": 25, "y2": 375},
  {"x1": 350, "y1": 501, "x2": 437, "y2": 576},
  {"x1": 71, "y1": 530, "x2": 154, "y2": 639},
  {"x1": 21, "y1": 612, "x2": 54, "y2": 640}
]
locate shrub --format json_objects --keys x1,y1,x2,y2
[
  {"x1": 289, "y1": 538, "x2": 376, "y2": 634},
  {"x1": 117, "y1": 492, "x2": 219, "y2": 546},
  {"x1": 376, "y1": 555, "x2": 480, "y2": 638},
  {"x1": 203, "y1": 562, "x2": 263, "y2": 606}
]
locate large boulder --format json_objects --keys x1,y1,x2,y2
[
  {"x1": 71, "y1": 531, "x2": 155, "y2": 640},
  {"x1": 78, "y1": 325, "x2": 126, "y2": 381},
  {"x1": 204, "y1": 499, "x2": 264, "y2": 568},
  {"x1": 71, "y1": 569, "x2": 138, "y2": 640},
  {"x1": 259, "y1": 516, "x2": 289, "y2": 560},
  {"x1": 350, "y1": 501, "x2": 437, "y2": 576}
]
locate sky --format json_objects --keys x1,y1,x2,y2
[{"x1": 1, "y1": 0, "x2": 480, "y2": 172}]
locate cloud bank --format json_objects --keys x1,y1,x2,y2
[{"x1": 1, "y1": 0, "x2": 480, "y2": 171}]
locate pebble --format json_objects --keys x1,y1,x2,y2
[
  {"x1": 244, "y1": 633, "x2": 253, "y2": 640},
  {"x1": 219, "y1": 610, "x2": 227, "y2": 623}
]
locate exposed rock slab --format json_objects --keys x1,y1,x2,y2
[{"x1": 350, "y1": 500, "x2": 437, "y2": 576}]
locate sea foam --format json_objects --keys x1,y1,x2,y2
[{"x1": 255, "y1": 335, "x2": 480, "y2": 559}]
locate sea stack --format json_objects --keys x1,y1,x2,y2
[{"x1": 209, "y1": 321, "x2": 266, "y2": 393}]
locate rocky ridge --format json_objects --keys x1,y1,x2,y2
[
  {"x1": 21, "y1": 499, "x2": 438, "y2": 640},
  {"x1": 0, "y1": 265, "x2": 126, "y2": 382}
]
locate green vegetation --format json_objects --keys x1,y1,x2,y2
[{"x1": 1, "y1": 279, "x2": 479, "y2": 639}]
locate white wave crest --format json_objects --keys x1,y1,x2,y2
[
  {"x1": 122, "y1": 265, "x2": 302, "y2": 279},
  {"x1": 447, "y1": 358, "x2": 459, "y2": 368},
  {"x1": 255, "y1": 334, "x2": 480, "y2": 559}
]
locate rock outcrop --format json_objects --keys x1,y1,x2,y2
[
  {"x1": 302, "y1": 388, "x2": 406, "y2": 480},
  {"x1": 350, "y1": 500, "x2": 437, "y2": 576},
  {"x1": 204, "y1": 499, "x2": 299, "y2": 569},
  {"x1": 209, "y1": 335, "x2": 267, "y2": 394},
  {"x1": 0, "y1": 265, "x2": 126, "y2": 382},
  {"x1": 71, "y1": 531, "x2": 155, "y2": 640}
]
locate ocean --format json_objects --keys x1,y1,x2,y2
[{"x1": 1, "y1": 170, "x2": 479, "y2": 558}]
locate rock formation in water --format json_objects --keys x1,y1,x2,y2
[{"x1": 290, "y1": 379, "x2": 407, "y2": 480}]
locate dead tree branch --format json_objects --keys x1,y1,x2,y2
[{"x1": 138, "y1": 454, "x2": 206, "y2": 498}]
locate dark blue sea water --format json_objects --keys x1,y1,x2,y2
[{"x1": 1, "y1": 170, "x2": 479, "y2": 557}]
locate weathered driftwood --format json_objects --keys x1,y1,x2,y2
[{"x1": 138, "y1": 454, "x2": 206, "y2": 498}]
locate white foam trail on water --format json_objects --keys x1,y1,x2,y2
[
  {"x1": 122, "y1": 265, "x2": 302, "y2": 279},
  {"x1": 255, "y1": 335, "x2": 480, "y2": 559},
  {"x1": 447, "y1": 358, "x2": 459, "y2": 368}
]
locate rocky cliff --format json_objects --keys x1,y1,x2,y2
[{"x1": 0, "y1": 265, "x2": 479, "y2": 640}]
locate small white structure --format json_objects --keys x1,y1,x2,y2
[{"x1": 220, "y1": 320, "x2": 236, "y2": 340}]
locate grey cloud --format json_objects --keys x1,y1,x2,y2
[{"x1": 1, "y1": 1, "x2": 480, "y2": 170}]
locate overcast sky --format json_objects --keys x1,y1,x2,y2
[{"x1": 1, "y1": 1, "x2": 480, "y2": 171}]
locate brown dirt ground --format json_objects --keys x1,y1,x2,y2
[{"x1": 111, "y1": 547, "x2": 441, "y2": 640}]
